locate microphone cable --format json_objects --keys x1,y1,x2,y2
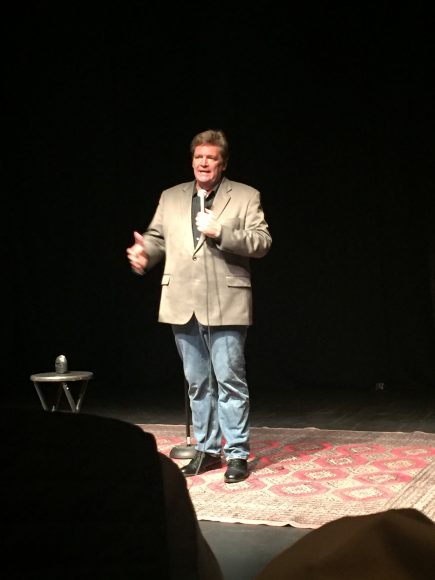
[{"x1": 193, "y1": 189, "x2": 220, "y2": 475}]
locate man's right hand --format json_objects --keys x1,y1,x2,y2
[{"x1": 126, "y1": 231, "x2": 149, "y2": 275}]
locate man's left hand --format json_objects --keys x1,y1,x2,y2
[{"x1": 196, "y1": 209, "x2": 222, "y2": 239}]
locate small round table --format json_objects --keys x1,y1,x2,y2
[{"x1": 30, "y1": 371, "x2": 93, "y2": 413}]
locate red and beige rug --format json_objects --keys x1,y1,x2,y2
[{"x1": 138, "y1": 424, "x2": 435, "y2": 529}]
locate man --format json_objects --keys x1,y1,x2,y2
[{"x1": 127, "y1": 129, "x2": 272, "y2": 483}]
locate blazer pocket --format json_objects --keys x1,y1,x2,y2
[
  {"x1": 222, "y1": 217, "x2": 241, "y2": 228},
  {"x1": 226, "y1": 276, "x2": 251, "y2": 288},
  {"x1": 161, "y1": 274, "x2": 170, "y2": 286}
]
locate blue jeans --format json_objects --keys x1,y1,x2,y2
[{"x1": 172, "y1": 316, "x2": 250, "y2": 459}]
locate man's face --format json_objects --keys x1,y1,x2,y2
[{"x1": 192, "y1": 144, "x2": 227, "y2": 191}]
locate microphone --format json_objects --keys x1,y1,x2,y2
[
  {"x1": 55, "y1": 354, "x2": 68, "y2": 374},
  {"x1": 197, "y1": 189, "x2": 207, "y2": 213}
]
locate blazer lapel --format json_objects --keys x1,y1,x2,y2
[
  {"x1": 211, "y1": 177, "x2": 231, "y2": 218},
  {"x1": 179, "y1": 182, "x2": 197, "y2": 252}
]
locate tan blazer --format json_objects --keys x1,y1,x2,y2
[{"x1": 143, "y1": 177, "x2": 272, "y2": 326}]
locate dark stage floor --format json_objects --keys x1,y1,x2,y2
[{"x1": 10, "y1": 379, "x2": 435, "y2": 580}]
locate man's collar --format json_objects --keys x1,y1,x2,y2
[{"x1": 193, "y1": 178, "x2": 223, "y2": 197}]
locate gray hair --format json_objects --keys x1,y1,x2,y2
[{"x1": 190, "y1": 129, "x2": 229, "y2": 164}]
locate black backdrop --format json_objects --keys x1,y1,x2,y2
[{"x1": 5, "y1": 4, "x2": 435, "y2": 407}]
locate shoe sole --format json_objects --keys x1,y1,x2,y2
[{"x1": 224, "y1": 472, "x2": 249, "y2": 484}]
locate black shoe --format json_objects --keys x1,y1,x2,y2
[
  {"x1": 181, "y1": 451, "x2": 222, "y2": 477},
  {"x1": 224, "y1": 458, "x2": 249, "y2": 483}
]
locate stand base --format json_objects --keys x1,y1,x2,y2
[{"x1": 170, "y1": 444, "x2": 196, "y2": 459}]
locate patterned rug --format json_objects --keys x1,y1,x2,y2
[{"x1": 138, "y1": 424, "x2": 435, "y2": 528}]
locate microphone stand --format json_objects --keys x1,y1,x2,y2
[
  {"x1": 170, "y1": 190, "x2": 206, "y2": 460},
  {"x1": 170, "y1": 379, "x2": 196, "y2": 459}
]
